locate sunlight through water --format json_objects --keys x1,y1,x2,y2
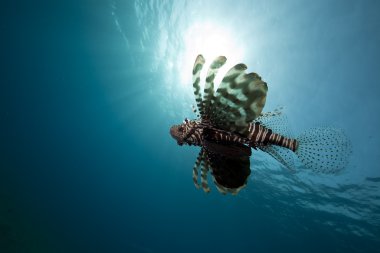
[{"x1": 179, "y1": 21, "x2": 245, "y2": 86}]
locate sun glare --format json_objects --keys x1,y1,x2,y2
[{"x1": 178, "y1": 21, "x2": 245, "y2": 88}]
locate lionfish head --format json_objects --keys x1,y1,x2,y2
[{"x1": 170, "y1": 118, "x2": 191, "y2": 146}]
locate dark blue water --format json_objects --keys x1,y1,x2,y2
[{"x1": 1, "y1": 0, "x2": 380, "y2": 252}]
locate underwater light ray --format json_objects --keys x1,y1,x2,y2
[{"x1": 178, "y1": 21, "x2": 246, "y2": 87}]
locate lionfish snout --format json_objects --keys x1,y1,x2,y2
[{"x1": 170, "y1": 124, "x2": 185, "y2": 146}]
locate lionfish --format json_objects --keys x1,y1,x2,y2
[{"x1": 170, "y1": 55, "x2": 351, "y2": 195}]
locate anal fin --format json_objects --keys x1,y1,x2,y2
[{"x1": 260, "y1": 145, "x2": 296, "y2": 172}]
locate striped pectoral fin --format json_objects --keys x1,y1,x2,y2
[
  {"x1": 211, "y1": 64, "x2": 268, "y2": 134},
  {"x1": 200, "y1": 160, "x2": 211, "y2": 193},
  {"x1": 214, "y1": 181, "x2": 227, "y2": 195},
  {"x1": 192, "y1": 149, "x2": 205, "y2": 189},
  {"x1": 192, "y1": 166, "x2": 200, "y2": 189},
  {"x1": 192, "y1": 55, "x2": 206, "y2": 117}
]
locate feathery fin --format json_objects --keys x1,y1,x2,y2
[
  {"x1": 200, "y1": 161, "x2": 211, "y2": 193},
  {"x1": 192, "y1": 150, "x2": 204, "y2": 189},
  {"x1": 262, "y1": 107, "x2": 283, "y2": 117},
  {"x1": 210, "y1": 64, "x2": 268, "y2": 135},
  {"x1": 203, "y1": 56, "x2": 227, "y2": 116},
  {"x1": 254, "y1": 110, "x2": 294, "y2": 138},
  {"x1": 295, "y1": 127, "x2": 352, "y2": 174},
  {"x1": 261, "y1": 145, "x2": 296, "y2": 172},
  {"x1": 192, "y1": 55, "x2": 206, "y2": 118}
]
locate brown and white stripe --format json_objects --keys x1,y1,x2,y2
[
  {"x1": 247, "y1": 122, "x2": 298, "y2": 151},
  {"x1": 192, "y1": 154, "x2": 202, "y2": 189},
  {"x1": 185, "y1": 120, "x2": 298, "y2": 152},
  {"x1": 200, "y1": 160, "x2": 211, "y2": 193},
  {"x1": 204, "y1": 126, "x2": 247, "y2": 145},
  {"x1": 184, "y1": 119, "x2": 248, "y2": 146},
  {"x1": 247, "y1": 122, "x2": 272, "y2": 145}
]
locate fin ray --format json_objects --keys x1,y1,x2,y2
[
  {"x1": 203, "y1": 56, "x2": 227, "y2": 117},
  {"x1": 295, "y1": 127, "x2": 352, "y2": 174},
  {"x1": 210, "y1": 64, "x2": 268, "y2": 134},
  {"x1": 192, "y1": 148, "x2": 205, "y2": 189},
  {"x1": 260, "y1": 145, "x2": 297, "y2": 172},
  {"x1": 192, "y1": 55, "x2": 206, "y2": 118},
  {"x1": 254, "y1": 110, "x2": 294, "y2": 139}
]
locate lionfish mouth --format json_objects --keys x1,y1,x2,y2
[{"x1": 170, "y1": 125, "x2": 184, "y2": 145}]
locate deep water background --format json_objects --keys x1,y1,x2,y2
[{"x1": 1, "y1": 0, "x2": 380, "y2": 252}]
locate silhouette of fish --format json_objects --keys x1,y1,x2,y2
[{"x1": 170, "y1": 55, "x2": 351, "y2": 195}]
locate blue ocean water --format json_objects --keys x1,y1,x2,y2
[{"x1": 1, "y1": 0, "x2": 380, "y2": 252}]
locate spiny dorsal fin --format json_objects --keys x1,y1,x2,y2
[
  {"x1": 209, "y1": 63, "x2": 268, "y2": 135},
  {"x1": 203, "y1": 56, "x2": 227, "y2": 117},
  {"x1": 191, "y1": 104, "x2": 200, "y2": 118},
  {"x1": 192, "y1": 104, "x2": 197, "y2": 113},
  {"x1": 192, "y1": 55, "x2": 206, "y2": 118}
]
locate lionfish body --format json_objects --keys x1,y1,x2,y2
[
  {"x1": 170, "y1": 55, "x2": 351, "y2": 195},
  {"x1": 171, "y1": 119, "x2": 297, "y2": 151}
]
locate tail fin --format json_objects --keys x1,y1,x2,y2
[{"x1": 295, "y1": 127, "x2": 352, "y2": 174}]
